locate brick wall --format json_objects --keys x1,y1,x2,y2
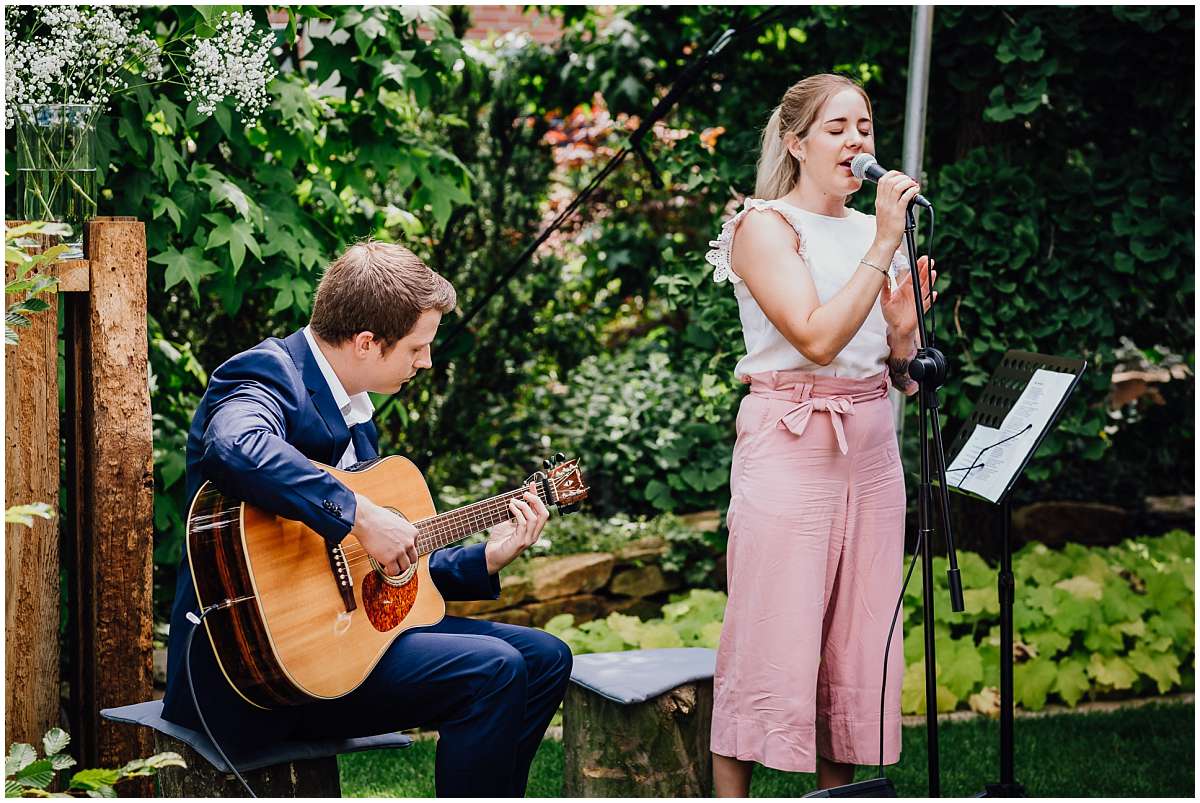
[{"x1": 463, "y1": 5, "x2": 563, "y2": 43}]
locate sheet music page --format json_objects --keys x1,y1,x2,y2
[{"x1": 946, "y1": 368, "x2": 1076, "y2": 503}]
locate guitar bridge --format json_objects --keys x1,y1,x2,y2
[{"x1": 326, "y1": 544, "x2": 357, "y2": 613}]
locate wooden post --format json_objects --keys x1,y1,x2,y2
[
  {"x1": 151, "y1": 733, "x2": 342, "y2": 797},
  {"x1": 562, "y1": 680, "x2": 715, "y2": 797},
  {"x1": 4, "y1": 228, "x2": 63, "y2": 751},
  {"x1": 65, "y1": 218, "x2": 154, "y2": 785}
]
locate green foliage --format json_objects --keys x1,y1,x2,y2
[
  {"x1": 914, "y1": 530, "x2": 1195, "y2": 713},
  {"x1": 545, "y1": 588, "x2": 727, "y2": 654},
  {"x1": 341, "y1": 702, "x2": 1195, "y2": 797},
  {"x1": 512, "y1": 340, "x2": 734, "y2": 515},
  {"x1": 5, "y1": 222, "x2": 70, "y2": 345},
  {"x1": 4, "y1": 728, "x2": 184, "y2": 798},
  {"x1": 542, "y1": 532, "x2": 1196, "y2": 715},
  {"x1": 520, "y1": 511, "x2": 710, "y2": 563}
]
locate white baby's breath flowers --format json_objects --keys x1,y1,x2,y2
[
  {"x1": 183, "y1": 11, "x2": 277, "y2": 118},
  {"x1": 5, "y1": 6, "x2": 276, "y2": 128}
]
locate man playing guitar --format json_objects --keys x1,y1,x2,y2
[{"x1": 162, "y1": 240, "x2": 572, "y2": 797}]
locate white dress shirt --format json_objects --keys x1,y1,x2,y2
[{"x1": 302, "y1": 326, "x2": 376, "y2": 469}]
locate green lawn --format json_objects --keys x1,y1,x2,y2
[{"x1": 340, "y1": 701, "x2": 1194, "y2": 797}]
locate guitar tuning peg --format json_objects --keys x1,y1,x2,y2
[
  {"x1": 542, "y1": 458, "x2": 553, "y2": 470},
  {"x1": 554, "y1": 452, "x2": 566, "y2": 464}
]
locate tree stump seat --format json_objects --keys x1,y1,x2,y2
[
  {"x1": 100, "y1": 700, "x2": 412, "y2": 797},
  {"x1": 563, "y1": 647, "x2": 717, "y2": 797}
]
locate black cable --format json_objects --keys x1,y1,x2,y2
[
  {"x1": 878, "y1": 528, "x2": 924, "y2": 775},
  {"x1": 925, "y1": 206, "x2": 936, "y2": 348},
  {"x1": 185, "y1": 606, "x2": 257, "y2": 798},
  {"x1": 441, "y1": 6, "x2": 791, "y2": 349}
]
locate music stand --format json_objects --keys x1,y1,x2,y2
[{"x1": 944, "y1": 350, "x2": 1087, "y2": 798}]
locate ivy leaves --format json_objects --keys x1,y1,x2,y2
[
  {"x1": 903, "y1": 530, "x2": 1195, "y2": 715},
  {"x1": 150, "y1": 247, "x2": 219, "y2": 302},
  {"x1": 203, "y1": 213, "x2": 260, "y2": 273}
]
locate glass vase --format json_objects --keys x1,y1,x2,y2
[{"x1": 13, "y1": 104, "x2": 100, "y2": 259}]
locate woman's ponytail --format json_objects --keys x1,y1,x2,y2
[{"x1": 754, "y1": 105, "x2": 796, "y2": 200}]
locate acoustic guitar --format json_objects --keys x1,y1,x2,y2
[{"x1": 186, "y1": 453, "x2": 587, "y2": 709}]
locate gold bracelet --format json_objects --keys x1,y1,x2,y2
[{"x1": 859, "y1": 258, "x2": 887, "y2": 276}]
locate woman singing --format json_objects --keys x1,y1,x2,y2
[{"x1": 705, "y1": 74, "x2": 937, "y2": 794}]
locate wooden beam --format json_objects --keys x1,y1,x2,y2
[
  {"x1": 4, "y1": 239, "x2": 63, "y2": 750},
  {"x1": 73, "y1": 219, "x2": 155, "y2": 779}
]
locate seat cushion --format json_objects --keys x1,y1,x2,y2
[
  {"x1": 100, "y1": 700, "x2": 412, "y2": 774},
  {"x1": 569, "y1": 648, "x2": 717, "y2": 704}
]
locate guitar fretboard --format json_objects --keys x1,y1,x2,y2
[{"x1": 415, "y1": 485, "x2": 550, "y2": 555}]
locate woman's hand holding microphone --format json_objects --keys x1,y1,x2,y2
[
  {"x1": 868, "y1": 169, "x2": 939, "y2": 339},
  {"x1": 872, "y1": 169, "x2": 922, "y2": 250}
]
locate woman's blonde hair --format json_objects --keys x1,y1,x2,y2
[{"x1": 755, "y1": 74, "x2": 873, "y2": 200}]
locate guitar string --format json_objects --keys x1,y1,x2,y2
[
  {"x1": 338, "y1": 486, "x2": 556, "y2": 569},
  {"x1": 337, "y1": 486, "x2": 550, "y2": 560}
]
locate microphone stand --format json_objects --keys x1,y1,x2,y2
[{"x1": 902, "y1": 201, "x2": 965, "y2": 797}]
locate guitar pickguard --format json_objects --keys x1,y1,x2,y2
[{"x1": 361, "y1": 570, "x2": 420, "y2": 632}]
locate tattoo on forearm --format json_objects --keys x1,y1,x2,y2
[{"x1": 888, "y1": 355, "x2": 918, "y2": 393}]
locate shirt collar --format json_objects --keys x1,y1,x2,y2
[{"x1": 302, "y1": 326, "x2": 375, "y2": 428}]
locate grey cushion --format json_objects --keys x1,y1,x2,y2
[
  {"x1": 569, "y1": 648, "x2": 717, "y2": 704},
  {"x1": 100, "y1": 700, "x2": 412, "y2": 774}
]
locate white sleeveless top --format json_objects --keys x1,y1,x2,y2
[{"x1": 705, "y1": 197, "x2": 907, "y2": 381}]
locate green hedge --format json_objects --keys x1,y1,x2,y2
[{"x1": 545, "y1": 531, "x2": 1195, "y2": 714}]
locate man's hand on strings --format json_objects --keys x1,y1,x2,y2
[{"x1": 484, "y1": 484, "x2": 550, "y2": 574}]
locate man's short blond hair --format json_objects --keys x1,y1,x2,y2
[{"x1": 310, "y1": 240, "x2": 456, "y2": 348}]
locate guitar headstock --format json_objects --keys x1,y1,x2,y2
[{"x1": 540, "y1": 453, "x2": 588, "y2": 514}]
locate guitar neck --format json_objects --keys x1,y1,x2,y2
[{"x1": 414, "y1": 484, "x2": 550, "y2": 555}]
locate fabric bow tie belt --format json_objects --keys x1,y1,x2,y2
[
  {"x1": 779, "y1": 395, "x2": 856, "y2": 454},
  {"x1": 748, "y1": 373, "x2": 890, "y2": 455}
]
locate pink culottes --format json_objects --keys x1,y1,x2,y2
[{"x1": 711, "y1": 369, "x2": 906, "y2": 772}]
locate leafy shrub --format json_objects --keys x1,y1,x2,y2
[
  {"x1": 4, "y1": 728, "x2": 183, "y2": 798},
  {"x1": 904, "y1": 529, "x2": 1195, "y2": 715},
  {"x1": 5, "y1": 221, "x2": 68, "y2": 345},
  {"x1": 545, "y1": 588, "x2": 728, "y2": 654},
  {"x1": 544, "y1": 532, "x2": 1195, "y2": 714},
  {"x1": 517, "y1": 337, "x2": 735, "y2": 516}
]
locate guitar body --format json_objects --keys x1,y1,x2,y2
[{"x1": 187, "y1": 456, "x2": 447, "y2": 709}]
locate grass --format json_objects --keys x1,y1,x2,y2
[{"x1": 339, "y1": 701, "x2": 1194, "y2": 797}]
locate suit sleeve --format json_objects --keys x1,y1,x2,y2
[
  {"x1": 429, "y1": 543, "x2": 501, "y2": 601},
  {"x1": 196, "y1": 348, "x2": 357, "y2": 543}
]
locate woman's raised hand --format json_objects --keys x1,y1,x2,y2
[
  {"x1": 881, "y1": 255, "x2": 937, "y2": 337},
  {"x1": 873, "y1": 170, "x2": 922, "y2": 249}
]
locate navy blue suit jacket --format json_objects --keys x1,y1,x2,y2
[{"x1": 162, "y1": 328, "x2": 499, "y2": 736}]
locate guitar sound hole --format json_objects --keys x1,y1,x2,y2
[{"x1": 369, "y1": 558, "x2": 417, "y2": 587}]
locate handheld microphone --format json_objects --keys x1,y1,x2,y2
[{"x1": 850, "y1": 154, "x2": 932, "y2": 209}]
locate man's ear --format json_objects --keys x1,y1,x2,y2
[{"x1": 351, "y1": 331, "x2": 377, "y2": 357}]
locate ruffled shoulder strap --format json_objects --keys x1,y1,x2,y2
[{"x1": 705, "y1": 198, "x2": 808, "y2": 284}]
